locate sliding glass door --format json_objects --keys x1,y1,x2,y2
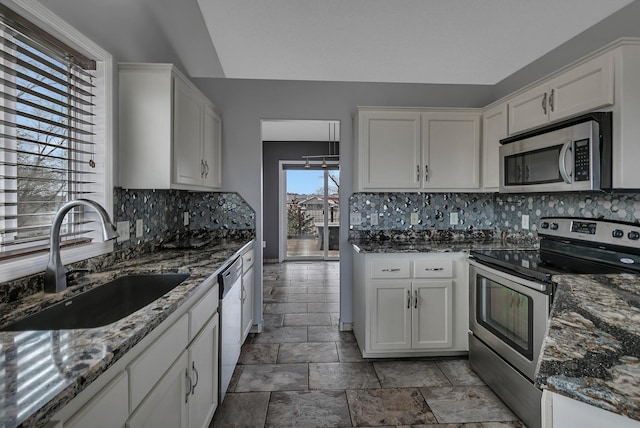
[{"x1": 281, "y1": 163, "x2": 339, "y2": 261}]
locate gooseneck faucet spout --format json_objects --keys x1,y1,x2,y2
[{"x1": 44, "y1": 199, "x2": 119, "y2": 293}]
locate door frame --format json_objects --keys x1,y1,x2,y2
[{"x1": 278, "y1": 160, "x2": 339, "y2": 262}]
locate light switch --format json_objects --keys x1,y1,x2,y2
[
  {"x1": 350, "y1": 212, "x2": 361, "y2": 225},
  {"x1": 136, "y1": 219, "x2": 144, "y2": 238},
  {"x1": 116, "y1": 221, "x2": 130, "y2": 242},
  {"x1": 522, "y1": 214, "x2": 530, "y2": 230},
  {"x1": 450, "y1": 212, "x2": 459, "y2": 225},
  {"x1": 410, "y1": 212, "x2": 419, "y2": 225},
  {"x1": 370, "y1": 213, "x2": 378, "y2": 226}
]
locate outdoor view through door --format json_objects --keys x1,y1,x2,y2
[{"x1": 285, "y1": 166, "x2": 339, "y2": 260}]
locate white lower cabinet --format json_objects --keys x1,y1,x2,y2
[
  {"x1": 241, "y1": 243, "x2": 255, "y2": 343},
  {"x1": 542, "y1": 390, "x2": 640, "y2": 428},
  {"x1": 127, "y1": 352, "x2": 190, "y2": 428},
  {"x1": 65, "y1": 371, "x2": 129, "y2": 428},
  {"x1": 187, "y1": 315, "x2": 219, "y2": 428},
  {"x1": 128, "y1": 315, "x2": 220, "y2": 428},
  {"x1": 369, "y1": 280, "x2": 453, "y2": 351},
  {"x1": 52, "y1": 281, "x2": 221, "y2": 428},
  {"x1": 353, "y1": 250, "x2": 467, "y2": 358}
]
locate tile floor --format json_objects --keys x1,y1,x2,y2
[{"x1": 210, "y1": 261, "x2": 525, "y2": 428}]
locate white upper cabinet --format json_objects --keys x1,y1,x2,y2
[
  {"x1": 356, "y1": 110, "x2": 422, "y2": 190},
  {"x1": 119, "y1": 63, "x2": 222, "y2": 191},
  {"x1": 354, "y1": 108, "x2": 481, "y2": 192},
  {"x1": 508, "y1": 52, "x2": 614, "y2": 135},
  {"x1": 481, "y1": 103, "x2": 508, "y2": 191},
  {"x1": 422, "y1": 112, "x2": 480, "y2": 190}
]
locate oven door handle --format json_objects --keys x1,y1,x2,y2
[
  {"x1": 467, "y1": 259, "x2": 549, "y2": 293},
  {"x1": 558, "y1": 140, "x2": 573, "y2": 184}
]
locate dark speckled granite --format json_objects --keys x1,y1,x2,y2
[
  {"x1": 350, "y1": 237, "x2": 539, "y2": 253},
  {"x1": 0, "y1": 238, "x2": 253, "y2": 428},
  {"x1": 536, "y1": 274, "x2": 640, "y2": 422}
]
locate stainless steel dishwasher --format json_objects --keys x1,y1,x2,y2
[{"x1": 218, "y1": 257, "x2": 243, "y2": 403}]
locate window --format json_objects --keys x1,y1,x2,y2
[{"x1": 0, "y1": 2, "x2": 112, "y2": 281}]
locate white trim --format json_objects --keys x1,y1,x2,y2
[{"x1": 0, "y1": 0, "x2": 115, "y2": 282}]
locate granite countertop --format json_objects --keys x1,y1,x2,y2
[
  {"x1": 536, "y1": 273, "x2": 640, "y2": 422},
  {"x1": 350, "y1": 238, "x2": 539, "y2": 253},
  {"x1": 0, "y1": 238, "x2": 253, "y2": 428}
]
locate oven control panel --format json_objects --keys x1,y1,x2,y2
[{"x1": 539, "y1": 217, "x2": 640, "y2": 248}]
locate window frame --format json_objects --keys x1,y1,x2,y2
[{"x1": 0, "y1": 0, "x2": 113, "y2": 283}]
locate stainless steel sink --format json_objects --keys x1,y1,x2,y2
[{"x1": 0, "y1": 273, "x2": 190, "y2": 331}]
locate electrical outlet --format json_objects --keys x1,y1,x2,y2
[
  {"x1": 350, "y1": 212, "x2": 361, "y2": 225},
  {"x1": 450, "y1": 212, "x2": 459, "y2": 225},
  {"x1": 370, "y1": 213, "x2": 378, "y2": 226},
  {"x1": 136, "y1": 219, "x2": 144, "y2": 238},
  {"x1": 116, "y1": 221, "x2": 130, "y2": 242},
  {"x1": 522, "y1": 214, "x2": 530, "y2": 230},
  {"x1": 183, "y1": 212, "x2": 190, "y2": 226},
  {"x1": 410, "y1": 212, "x2": 419, "y2": 225}
]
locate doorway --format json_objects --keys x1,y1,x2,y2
[{"x1": 280, "y1": 161, "x2": 339, "y2": 261}]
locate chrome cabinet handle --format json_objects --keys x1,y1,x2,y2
[
  {"x1": 425, "y1": 164, "x2": 429, "y2": 181},
  {"x1": 424, "y1": 267, "x2": 444, "y2": 271},
  {"x1": 200, "y1": 159, "x2": 205, "y2": 178},
  {"x1": 414, "y1": 290, "x2": 418, "y2": 309},
  {"x1": 416, "y1": 165, "x2": 420, "y2": 182},
  {"x1": 185, "y1": 368, "x2": 192, "y2": 403},
  {"x1": 549, "y1": 89, "x2": 555, "y2": 112},
  {"x1": 191, "y1": 362, "x2": 199, "y2": 394},
  {"x1": 241, "y1": 285, "x2": 246, "y2": 303},
  {"x1": 542, "y1": 92, "x2": 547, "y2": 114},
  {"x1": 205, "y1": 160, "x2": 209, "y2": 178},
  {"x1": 407, "y1": 290, "x2": 411, "y2": 309},
  {"x1": 381, "y1": 268, "x2": 400, "y2": 272}
]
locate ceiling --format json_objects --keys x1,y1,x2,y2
[{"x1": 44, "y1": 0, "x2": 636, "y2": 84}]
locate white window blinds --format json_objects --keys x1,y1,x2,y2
[{"x1": 0, "y1": 5, "x2": 102, "y2": 260}]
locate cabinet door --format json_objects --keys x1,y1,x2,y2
[
  {"x1": 412, "y1": 281, "x2": 453, "y2": 349},
  {"x1": 370, "y1": 281, "x2": 411, "y2": 351},
  {"x1": 549, "y1": 52, "x2": 614, "y2": 122},
  {"x1": 188, "y1": 315, "x2": 219, "y2": 428},
  {"x1": 482, "y1": 103, "x2": 508, "y2": 191},
  {"x1": 173, "y1": 76, "x2": 204, "y2": 186},
  {"x1": 202, "y1": 106, "x2": 222, "y2": 189},
  {"x1": 127, "y1": 352, "x2": 189, "y2": 428},
  {"x1": 359, "y1": 111, "x2": 422, "y2": 190},
  {"x1": 65, "y1": 371, "x2": 129, "y2": 428},
  {"x1": 422, "y1": 112, "x2": 481, "y2": 189},
  {"x1": 241, "y1": 268, "x2": 254, "y2": 343},
  {"x1": 508, "y1": 82, "x2": 549, "y2": 135}
]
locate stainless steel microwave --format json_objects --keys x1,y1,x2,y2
[{"x1": 499, "y1": 112, "x2": 612, "y2": 193}]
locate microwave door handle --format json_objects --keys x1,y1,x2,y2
[{"x1": 558, "y1": 141, "x2": 573, "y2": 184}]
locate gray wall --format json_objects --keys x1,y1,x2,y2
[
  {"x1": 193, "y1": 78, "x2": 494, "y2": 326},
  {"x1": 494, "y1": 0, "x2": 640, "y2": 99},
  {"x1": 263, "y1": 141, "x2": 338, "y2": 260}
]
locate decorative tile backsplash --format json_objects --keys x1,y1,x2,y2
[
  {"x1": 349, "y1": 192, "x2": 640, "y2": 238},
  {"x1": 113, "y1": 188, "x2": 255, "y2": 250}
]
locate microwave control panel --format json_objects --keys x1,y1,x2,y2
[{"x1": 573, "y1": 139, "x2": 590, "y2": 182}]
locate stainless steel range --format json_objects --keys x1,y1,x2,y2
[{"x1": 468, "y1": 217, "x2": 640, "y2": 428}]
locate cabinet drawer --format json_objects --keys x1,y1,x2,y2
[
  {"x1": 369, "y1": 260, "x2": 411, "y2": 279},
  {"x1": 190, "y1": 283, "x2": 219, "y2": 342},
  {"x1": 413, "y1": 259, "x2": 454, "y2": 278},
  {"x1": 242, "y1": 248, "x2": 255, "y2": 273},
  {"x1": 128, "y1": 314, "x2": 189, "y2": 411}
]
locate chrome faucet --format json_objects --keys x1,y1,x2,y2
[{"x1": 44, "y1": 199, "x2": 119, "y2": 293}]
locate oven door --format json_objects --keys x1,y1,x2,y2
[{"x1": 468, "y1": 259, "x2": 550, "y2": 381}]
